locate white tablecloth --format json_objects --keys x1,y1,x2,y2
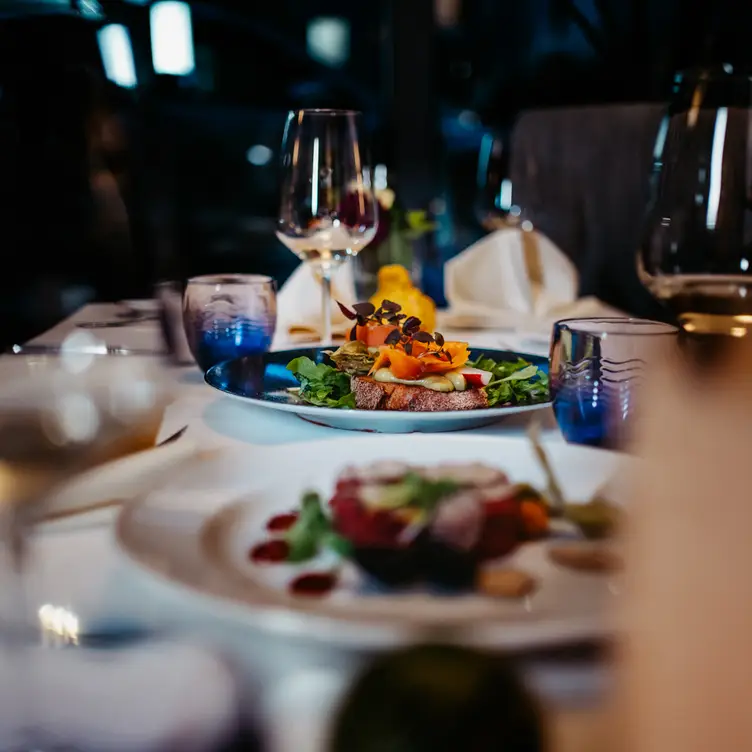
[{"x1": 16, "y1": 303, "x2": 606, "y2": 752}]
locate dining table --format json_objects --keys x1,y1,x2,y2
[{"x1": 7, "y1": 302, "x2": 612, "y2": 752}]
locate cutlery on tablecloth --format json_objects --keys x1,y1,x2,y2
[
  {"x1": 7, "y1": 344, "x2": 165, "y2": 357},
  {"x1": 527, "y1": 416, "x2": 623, "y2": 541},
  {"x1": 76, "y1": 315, "x2": 159, "y2": 329},
  {"x1": 39, "y1": 426, "x2": 189, "y2": 524},
  {"x1": 527, "y1": 415, "x2": 567, "y2": 516}
]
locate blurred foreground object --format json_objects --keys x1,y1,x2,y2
[
  {"x1": 0, "y1": 351, "x2": 170, "y2": 748},
  {"x1": 618, "y1": 338, "x2": 752, "y2": 751},
  {"x1": 330, "y1": 644, "x2": 542, "y2": 752},
  {"x1": 0, "y1": 641, "x2": 245, "y2": 751}
]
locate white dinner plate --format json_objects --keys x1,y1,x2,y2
[
  {"x1": 204, "y1": 346, "x2": 551, "y2": 433},
  {"x1": 116, "y1": 435, "x2": 628, "y2": 651}
]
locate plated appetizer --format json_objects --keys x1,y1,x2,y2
[
  {"x1": 286, "y1": 300, "x2": 549, "y2": 412},
  {"x1": 249, "y1": 460, "x2": 621, "y2": 599}
]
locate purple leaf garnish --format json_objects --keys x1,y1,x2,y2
[
  {"x1": 434, "y1": 332, "x2": 445, "y2": 347},
  {"x1": 337, "y1": 301, "x2": 357, "y2": 320},
  {"x1": 402, "y1": 316, "x2": 421, "y2": 333},
  {"x1": 404, "y1": 341, "x2": 413, "y2": 355},
  {"x1": 349, "y1": 323, "x2": 358, "y2": 340},
  {"x1": 385, "y1": 329, "x2": 402, "y2": 346},
  {"x1": 381, "y1": 300, "x2": 401, "y2": 313},
  {"x1": 412, "y1": 331, "x2": 433, "y2": 343},
  {"x1": 352, "y1": 302, "x2": 376, "y2": 318}
]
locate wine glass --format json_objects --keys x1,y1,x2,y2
[
  {"x1": 475, "y1": 129, "x2": 524, "y2": 231},
  {"x1": 0, "y1": 350, "x2": 168, "y2": 749},
  {"x1": 276, "y1": 109, "x2": 378, "y2": 344},
  {"x1": 638, "y1": 66, "x2": 752, "y2": 337},
  {"x1": 475, "y1": 129, "x2": 546, "y2": 293}
]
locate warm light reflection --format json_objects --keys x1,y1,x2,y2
[{"x1": 38, "y1": 604, "x2": 80, "y2": 645}]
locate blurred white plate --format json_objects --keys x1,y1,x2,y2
[
  {"x1": 43, "y1": 439, "x2": 201, "y2": 531},
  {"x1": 116, "y1": 435, "x2": 628, "y2": 651}
]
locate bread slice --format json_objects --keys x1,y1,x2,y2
[{"x1": 352, "y1": 376, "x2": 489, "y2": 412}]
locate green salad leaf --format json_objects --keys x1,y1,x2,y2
[
  {"x1": 287, "y1": 357, "x2": 356, "y2": 409},
  {"x1": 285, "y1": 491, "x2": 351, "y2": 561},
  {"x1": 286, "y1": 491, "x2": 330, "y2": 562},
  {"x1": 468, "y1": 355, "x2": 549, "y2": 407}
]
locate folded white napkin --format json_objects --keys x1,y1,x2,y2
[
  {"x1": 276, "y1": 262, "x2": 358, "y2": 343},
  {"x1": 0, "y1": 642, "x2": 238, "y2": 751},
  {"x1": 444, "y1": 228, "x2": 622, "y2": 334}
]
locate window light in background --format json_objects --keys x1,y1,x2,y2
[
  {"x1": 97, "y1": 24, "x2": 137, "y2": 89},
  {"x1": 307, "y1": 17, "x2": 350, "y2": 68},
  {"x1": 150, "y1": 1, "x2": 195, "y2": 76}
]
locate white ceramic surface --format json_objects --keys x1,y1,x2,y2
[
  {"x1": 116, "y1": 435, "x2": 627, "y2": 651},
  {"x1": 215, "y1": 390, "x2": 551, "y2": 433}
]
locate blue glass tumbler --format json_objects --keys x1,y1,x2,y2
[
  {"x1": 183, "y1": 274, "x2": 277, "y2": 372},
  {"x1": 549, "y1": 318, "x2": 678, "y2": 448}
]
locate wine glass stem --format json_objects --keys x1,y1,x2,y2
[{"x1": 320, "y1": 262, "x2": 333, "y2": 345}]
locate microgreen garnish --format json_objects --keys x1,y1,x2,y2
[
  {"x1": 339, "y1": 299, "x2": 410, "y2": 342},
  {"x1": 338, "y1": 299, "x2": 407, "y2": 327},
  {"x1": 380, "y1": 314, "x2": 454, "y2": 361}
]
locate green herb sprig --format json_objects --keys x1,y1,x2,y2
[
  {"x1": 468, "y1": 355, "x2": 549, "y2": 407},
  {"x1": 286, "y1": 357, "x2": 355, "y2": 409}
]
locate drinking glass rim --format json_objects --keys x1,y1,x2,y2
[
  {"x1": 186, "y1": 274, "x2": 275, "y2": 287},
  {"x1": 289, "y1": 108, "x2": 362, "y2": 117},
  {"x1": 554, "y1": 317, "x2": 678, "y2": 336}
]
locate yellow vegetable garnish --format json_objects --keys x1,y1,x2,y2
[{"x1": 369, "y1": 265, "x2": 436, "y2": 333}]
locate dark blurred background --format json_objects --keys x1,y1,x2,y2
[{"x1": 0, "y1": 0, "x2": 750, "y2": 347}]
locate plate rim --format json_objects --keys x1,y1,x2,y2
[
  {"x1": 115, "y1": 434, "x2": 624, "y2": 651},
  {"x1": 203, "y1": 346, "x2": 552, "y2": 421}
]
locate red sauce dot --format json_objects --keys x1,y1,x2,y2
[
  {"x1": 289, "y1": 572, "x2": 337, "y2": 597},
  {"x1": 266, "y1": 512, "x2": 299, "y2": 532},
  {"x1": 250, "y1": 539, "x2": 289, "y2": 563}
]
